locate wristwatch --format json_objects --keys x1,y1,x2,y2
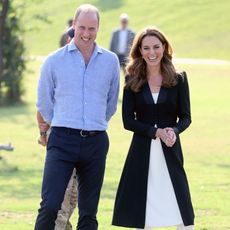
[{"x1": 40, "y1": 131, "x2": 47, "y2": 137}]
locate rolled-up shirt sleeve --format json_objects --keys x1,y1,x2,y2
[
  {"x1": 36, "y1": 58, "x2": 55, "y2": 124},
  {"x1": 106, "y1": 57, "x2": 120, "y2": 121}
]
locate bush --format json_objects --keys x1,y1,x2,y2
[{"x1": 0, "y1": 0, "x2": 26, "y2": 104}]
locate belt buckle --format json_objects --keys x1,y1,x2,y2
[{"x1": 80, "y1": 130, "x2": 88, "y2": 137}]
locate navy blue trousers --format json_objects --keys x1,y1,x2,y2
[{"x1": 34, "y1": 127, "x2": 109, "y2": 230}]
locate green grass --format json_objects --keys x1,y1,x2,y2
[
  {"x1": 0, "y1": 60, "x2": 230, "y2": 229},
  {"x1": 15, "y1": 0, "x2": 230, "y2": 60}
]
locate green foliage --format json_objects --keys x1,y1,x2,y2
[{"x1": 0, "y1": 0, "x2": 26, "y2": 103}]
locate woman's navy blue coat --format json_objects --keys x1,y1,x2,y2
[{"x1": 112, "y1": 72, "x2": 195, "y2": 228}]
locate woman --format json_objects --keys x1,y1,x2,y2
[{"x1": 112, "y1": 27, "x2": 195, "y2": 229}]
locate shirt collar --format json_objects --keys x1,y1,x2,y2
[{"x1": 67, "y1": 40, "x2": 103, "y2": 54}]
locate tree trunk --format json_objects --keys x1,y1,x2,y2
[{"x1": 0, "y1": 0, "x2": 9, "y2": 79}]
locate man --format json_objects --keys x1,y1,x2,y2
[
  {"x1": 35, "y1": 4, "x2": 120, "y2": 230},
  {"x1": 109, "y1": 13, "x2": 135, "y2": 73}
]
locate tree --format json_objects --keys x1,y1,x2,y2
[
  {"x1": 0, "y1": 0, "x2": 9, "y2": 80},
  {"x1": 0, "y1": 0, "x2": 26, "y2": 103}
]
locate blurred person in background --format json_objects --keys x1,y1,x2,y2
[
  {"x1": 110, "y1": 13, "x2": 135, "y2": 74},
  {"x1": 112, "y1": 27, "x2": 194, "y2": 230},
  {"x1": 59, "y1": 19, "x2": 73, "y2": 47},
  {"x1": 35, "y1": 4, "x2": 120, "y2": 230}
]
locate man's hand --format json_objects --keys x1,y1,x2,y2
[
  {"x1": 37, "y1": 111, "x2": 50, "y2": 147},
  {"x1": 38, "y1": 122, "x2": 50, "y2": 147},
  {"x1": 38, "y1": 135, "x2": 48, "y2": 146}
]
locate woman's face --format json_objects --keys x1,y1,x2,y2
[{"x1": 140, "y1": 35, "x2": 165, "y2": 68}]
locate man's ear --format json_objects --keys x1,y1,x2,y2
[{"x1": 96, "y1": 23, "x2": 100, "y2": 32}]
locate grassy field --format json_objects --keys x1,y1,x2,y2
[
  {"x1": 0, "y1": 0, "x2": 230, "y2": 229},
  {"x1": 0, "y1": 61, "x2": 230, "y2": 229},
  {"x1": 15, "y1": 0, "x2": 230, "y2": 60}
]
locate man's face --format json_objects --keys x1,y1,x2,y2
[
  {"x1": 121, "y1": 19, "x2": 128, "y2": 29},
  {"x1": 73, "y1": 11, "x2": 99, "y2": 48}
]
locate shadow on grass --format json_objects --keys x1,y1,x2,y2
[
  {"x1": 0, "y1": 168, "x2": 42, "y2": 199},
  {"x1": 0, "y1": 102, "x2": 36, "y2": 129},
  {"x1": 0, "y1": 103, "x2": 30, "y2": 119},
  {"x1": 0, "y1": 167, "x2": 118, "y2": 201},
  {"x1": 217, "y1": 163, "x2": 230, "y2": 168},
  {"x1": 0, "y1": 158, "x2": 19, "y2": 172},
  {"x1": 95, "y1": 0, "x2": 124, "y2": 11}
]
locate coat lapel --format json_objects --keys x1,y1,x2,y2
[
  {"x1": 143, "y1": 83, "x2": 168, "y2": 104},
  {"x1": 143, "y1": 83, "x2": 154, "y2": 104},
  {"x1": 157, "y1": 86, "x2": 168, "y2": 104}
]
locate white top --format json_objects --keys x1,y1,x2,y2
[
  {"x1": 152, "y1": 92, "x2": 159, "y2": 128},
  {"x1": 152, "y1": 92, "x2": 159, "y2": 104},
  {"x1": 118, "y1": 29, "x2": 128, "y2": 54}
]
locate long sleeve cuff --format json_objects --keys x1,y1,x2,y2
[{"x1": 148, "y1": 127, "x2": 157, "y2": 139}]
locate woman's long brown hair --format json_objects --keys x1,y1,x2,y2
[{"x1": 125, "y1": 27, "x2": 177, "y2": 92}]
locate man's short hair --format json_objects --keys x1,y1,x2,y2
[
  {"x1": 74, "y1": 4, "x2": 100, "y2": 23},
  {"x1": 120, "y1": 13, "x2": 129, "y2": 21}
]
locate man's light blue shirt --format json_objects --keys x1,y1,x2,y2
[{"x1": 37, "y1": 40, "x2": 120, "y2": 131}]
